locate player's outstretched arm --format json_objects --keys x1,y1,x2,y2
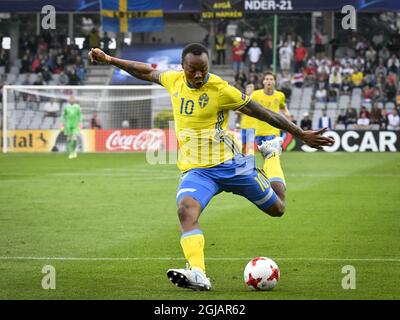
[
  {"x1": 88, "y1": 48, "x2": 161, "y2": 84},
  {"x1": 240, "y1": 100, "x2": 335, "y2": 149}
]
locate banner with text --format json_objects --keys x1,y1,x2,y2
[
  {"x1": 284, "y1": 130, "x2": 400, "y2": 152},
  {"x1": 1, "y1": 130, "x2": 96, "y2": 153}
]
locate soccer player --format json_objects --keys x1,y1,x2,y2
[
  {"x1": 239, "y1": 83, "x2": 257, "y2": 155},
  {"x1": 61, "y1": 95, "x2": 82, "y2": 159},
  {"x1": 252, "y1": 71, "x2": 291, "y2": 208},
  {"x1": 88, "y1": 44, "x2": 334, "y2": 291}
]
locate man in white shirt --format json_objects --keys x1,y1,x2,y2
[
  {"x1": 387, "y1": 109, "x2": 400, "y2": 130},
  {"x1": 356, "y1": 111, "x2": 371, "y2": 129},
  {"x1": 247, "y1": 42, "x2": 262, "y2": 69},
  {"x1": 279, "y1": 42, "x2": 292, "y2": 72},
  {"x1": 43, "y1": 98, "x2": 60, "y2": 118}
]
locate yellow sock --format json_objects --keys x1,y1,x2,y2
[
  {"x1": 263, "y1": 154, "x2": 286, "y2": 186},
  {"x1": 180, "y1": 230, "x2": 205, "y2": 273}
]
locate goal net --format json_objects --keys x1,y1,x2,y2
[{"x1": 1, "y1": 85, "x2": 174, "y2": 153}]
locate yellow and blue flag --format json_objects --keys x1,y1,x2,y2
[{"x1": 100, "y1": 0, "x2": 163, "y2": 33}]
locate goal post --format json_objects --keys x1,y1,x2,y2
[{"x1": 1, "y1": 85, "x2": 173, "y2": 153}]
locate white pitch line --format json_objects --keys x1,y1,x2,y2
[{"x1": 0, "y1": 256, "x2": 399, "y2": 262}]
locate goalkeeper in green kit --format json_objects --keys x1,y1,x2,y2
[{"x1": 61, "y1": 96, "x2": 83, "y2": 159}]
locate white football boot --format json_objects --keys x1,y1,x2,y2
[
  {"x1": 257, "y1": 136, "x2": 284, "y2": 159},
  {"x1": 167, "y1": 264, "x2": 211, "y2": 291}
]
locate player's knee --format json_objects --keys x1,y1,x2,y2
[
  {"x1": 264, "y1": 201, "x2": 285, "y2": 217},
  {"x1": 177, "y1": 197, "x2": 201, "y2": 224}
]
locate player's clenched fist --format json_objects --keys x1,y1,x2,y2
[{"x1": 88, "y1": 48, "x2": 111, "y2": 64}]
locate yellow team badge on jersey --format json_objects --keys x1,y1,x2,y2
[{"x1": 198, "y1": 93, "x2": 209, "y2": 109}]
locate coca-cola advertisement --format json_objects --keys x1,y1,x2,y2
[{"x1": 95, "y1": 129, "x2": 178, "y2": 152}]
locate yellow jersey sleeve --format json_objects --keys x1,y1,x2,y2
[
  {"x1": 218, "y1": 83, "x2": 251, "y2": 111},
  {"x1": 159, "y1": 71, "x2": 181, "y2": 92},
  {"x1": 279, "y1": 92, "x2": 286, "y2": 110}
]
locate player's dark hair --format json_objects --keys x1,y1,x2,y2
[
  {"x1": 181, "y1": 43, "x2": 209, "y2": 62},
  {"x1": 263, "y1": 70, "x2": 276, "y2": 80}
]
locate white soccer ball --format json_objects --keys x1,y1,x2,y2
[{"x1": 244, "y1": 257, "x2": 280, "y2": 291}]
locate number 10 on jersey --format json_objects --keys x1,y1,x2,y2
[{"x1": 180, "y1": 98, "x2": 195, "y2": 115}]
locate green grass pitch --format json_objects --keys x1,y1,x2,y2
[{"x1": 0, "y1": 152, "x2": 399, "y2": 300}]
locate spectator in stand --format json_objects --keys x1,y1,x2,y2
[
  {"x1": 315, "y1": 82, "x2": 327, "y2": 103},
  {"x1": 363, "y1": 84, "x2": 373, "y2": 102},
  {"x1": 294, "y1": 41, "x2": 307, "y2": 72},
  {"x1": 247, "y1": 74, "x2": 259, "y2": 88},
  {"x1": 247, "y1": 41, "x2": 262, "y2": 72},
  {"x1": 89, "y1": 28, "x2": 100, "y2": 49},
  {"x1": 335, "y1": 109, "x2": 347, "y2": 129},
  {"x1": 233, "y1": 79, "x2": 244, "y2": 92},
  {"x1": 235, "y1": 69, "x2": 247, "y2": 86},
  {"x1": 341, "y1": 72, "x2": 352, "y2": 95},
  {"x1": 43, "y1": 98, "x2": 60, "y2": 118},
  {"x1": 314, "y1": 31, "x2": 325, "y2": 54},
  {"x1": 387, "y1": 54, "x2": 400, "y2": 74},
  {"x1": 329, "y1": 66, "x2": 342, "y2": 90},
  {"x1": 90, "y1": 112, "x2": 102, "y2": 129},
  {"x1": 387, "y1": 109, "x2": 400, "y2": 130},
  {"x1": 232, "y1": 39, "x2": 245, "y2": 73},
  {"x1": 356, "y1": 111, "x2": 372, "y2": 129},
  {"x1": 58, "y1": 71, "x2": 69, "y2": 85},
  {"x1": 279, "y1": 42, "x2": 292, "y2": 72},
  {"x1": 379, "y1": 108, "x2": 388, "y2": 129},
  {"x1": 318, "y1": 110, "x2": 332, "y2": 129},
  {"x1": 68, "y1": 68, "x2": 81, "y2": 85},
  {"x1": 375, "y1": 61, "x2": 387, "y2": 79},
  {"x1": 279, "y1": 70, "x2": 292, "y2": 101},
  {"x1": 345, "y1": 106, "x2": 358, "y2": 127},
  {"x1": 385, "y1": 79, "x2": 397, "y2": 102},
  {"x1": 372, "y1": 85, "x2": 384, "y2": 103},
  {"x1": 351, "y1": 68, "x2": 364, "y2": 88},
  {"x1": 317, "y1": 60, "x2": 330, "y2": 83},
  {"x1": 379, "y1": 46, "x2": 391, "y2": 62},
  {"x1": 359, "y1": 106, "x2": 371, "y2": 119},
  {"x1": 304, "y1": 61, "x2": 317, "y2": 87},
  {"x1": 300, "y1": 112, "x2": 312, "y2": 130},
  {"x1": 100, "y1": 32, "x2": 112, "y2": 55},
  {"x1": 41, "y1": 66, "x2": 53, "y2": 83},
  {"x1": 370, "y1": 103, "x2": 383, "y2": 127},
  {"x1": 262, "y1": 36, "x2": 273, "y2": 70},
  {"x1": 215, "y1": 30, "x2": 227, "y2": 65},
  {"x1": 289, "y1": 114, "x2": 297, "y2": 125}
]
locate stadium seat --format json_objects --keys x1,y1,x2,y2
[{"x1": 6, "y1": 73, "x2": 17, "y2": 85}]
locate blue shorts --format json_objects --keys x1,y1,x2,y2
[{"x1": 176, "y1": 155, "x2": 278, "y2": 211}]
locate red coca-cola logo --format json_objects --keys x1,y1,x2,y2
[{"x1": 105, "y1": 129, "x2": 165, "y2": 151}]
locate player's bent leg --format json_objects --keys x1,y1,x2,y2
[
  {"x1": 169, "y1": 197, "x2": 211, "y2": 291},
  {"x1": 263, "y1": 195, "x2": 285, "y2": 217},
  {"x1": 168, "y1": 171, "x2": 220, "y2": 291}
]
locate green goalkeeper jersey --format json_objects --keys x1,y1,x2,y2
[{"x1": 62, "y1": 103, "x2": 82, "y2": 129}]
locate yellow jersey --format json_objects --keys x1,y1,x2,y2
[
  {"x1": 240, "y1": 112, "x2": 257, "y2": 129},
  {"x1": 159, "y1": 71, "x2": 251, "y2": 172},
  {"x1": 251, "y1": 89, "x2": 286, "y2": 136}
]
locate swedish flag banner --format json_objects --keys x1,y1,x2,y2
[{"x1": 101, "y1": 0, "x2": 163, "y2": 33}]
